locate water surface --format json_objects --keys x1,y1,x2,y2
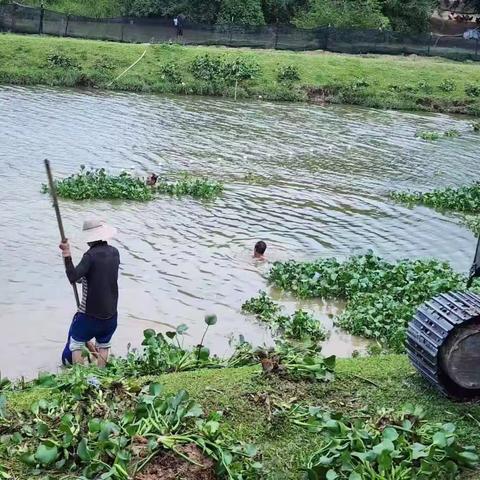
[{"x1": 0, "y1": 86, "x2": 478, "y2": 378}]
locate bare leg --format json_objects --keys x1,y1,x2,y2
[
  {"x1": 97, "y1": 348, "x2": 110, "y2": 368},
  {"x1": 72, "y1": 350, "x2": 84, "y2": 365}
]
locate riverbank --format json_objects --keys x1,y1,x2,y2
[
  {"x1": 2, "y1": 355, "x2": 480, "y2": 479},
  {"x1": 1, "y1": 33, "x2": 480, "y2": 115}
]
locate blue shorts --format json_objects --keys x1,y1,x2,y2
[{"x1": 61, "y1": 312, "x2": 117, "y2": 365}]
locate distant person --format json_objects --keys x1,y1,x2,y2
[
  {"x1": 174, "y1": 15, "x2": 184, "y2": 37},
  {"x1": 253, "y1": 241, "x2": 267, "y2": 260},
  {"x1": 59, "y1": 219, "x2": 120, "y2": 367},
  {"x1": 146, "y1": 173, "x2": 158, "y2": 186}
]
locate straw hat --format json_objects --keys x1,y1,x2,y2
[{"x1": 82, "y1": 219, "x2": 117, "y2": 243}]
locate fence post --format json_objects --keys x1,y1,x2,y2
[
  {"x1": 64, "y1": 14, "x2": 69, "y2": 36},
  {"x1": 427, "y1": 33, "x2": 432, "y2": 56},
  {"x1": 39, "y1": 1, "x2": 44, "y2": 34},
  {"x1": 120, "y1": 23, "x2": 124, "y2": 42},
  {"x1": 476, "y1": 38, "x2": 479, "y2": 61},
  {"x1": 274, "y1": 22, "x2": 279, "y2": 49}
]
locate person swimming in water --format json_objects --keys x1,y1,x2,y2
[
  {"x1": 146, "y1": 173, "x2": 158, "y2": 186},
  {"x1": 253, "y1": 241, "x2": 267, "y2": 260}
]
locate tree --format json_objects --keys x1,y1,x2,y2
[
  {"x1": 294, "y1": 0, "x2": 390, "y2": 29},
  {"x1": 217, "y1": 0, "x2": 266, "y2": 25},
  {"x1": 380, "y1": 0, "x2": 436, "y2": 33},
  {"x1": 261, "y1": 0, "x2": 308, "y2": 23}
]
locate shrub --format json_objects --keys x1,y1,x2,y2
[
  {"x1": 158, "y1": 61, "x2": 181, "y2": 83},
  {"x1": 438, "y1": 78, "x2": 456, "y2": 92},
  {"x1": 277, "y1": 64, "x2": 301, "y2": 83},
  {"x1": 46, "y1": 52, "x2": 79, "y2": 69},
  {"x1": 191, "y1": 55, "x2": 260, "y2": 85},
  {"x1": 190, "y1": 54, "x2": 223, "y2": 82},
  {"x1": 221, "y1": 57, "x2": 260, "y2": 84},
  {"x1": 417, "y1": 80, "x2": 433, "y2": 93},
  {"x1": 465, "y1": 83, "x2": 480, "y2": 97},
  {"x1": 92, "y1": 57, "x2": 116, "y2": 70}
]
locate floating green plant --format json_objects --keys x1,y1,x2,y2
[
  {"x1": 391, "y1": 183, "x2": 480, "y2": 214},
  {"x1": 42, "y1": 167, "x2": 223, "y2": 201},
  {"x1": 268, "y1": 253, "x2": 464, "y2": 352}
]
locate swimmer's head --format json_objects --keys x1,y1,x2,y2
[{"x1": 254, "y1": 241, "x2": 267, "y2": 258}]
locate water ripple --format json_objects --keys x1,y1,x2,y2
[{"x1": 0, "y1": 86, "x2": 478, "y2": 378}]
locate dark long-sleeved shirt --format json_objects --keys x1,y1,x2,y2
[{"x1": 65, "y1": 242, "x2": 120, "y2": 319}]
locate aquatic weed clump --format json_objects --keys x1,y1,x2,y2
[
  {"x1": 155, "y1": 174, "x2": 224, "y2": 200},
  {"x1": 268, "y1": 253, "x2": 464, "y2": 352},
  {"x1": 1, "y1": 369, "x2": 262, "y2": 479},
  {"x1": 277, "y1": 402, "x2": 479, "y2": 479},
  {"x1": 42, "y1": 168, "x2": 224, "y2": 201},
  {"x1": 42, "y1": 166, "x2": 154, "y2": 201},
  {"x1": 242, "y1": 291, "x2": 326, "y2": 342},
  {"x1": 391, "y1": 183, "x2": 480, "y2": 213}
]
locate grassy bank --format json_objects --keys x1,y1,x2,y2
[
  {"x1": 3, "y1": 355, "x2": 480, "y2": 479},
  {"x1": 1, "y1": 33, "x2": 480, "y2": 115}
]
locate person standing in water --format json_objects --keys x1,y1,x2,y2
[{"x1": 59, "y1": 219, "x2": 120, "y2": 367}]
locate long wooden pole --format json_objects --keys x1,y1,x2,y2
[{"x1": 44, "y1": 159, "x2": 80, "y2": 307}]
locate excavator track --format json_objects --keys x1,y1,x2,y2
[{"x1": 406, "y1": 291, "x2": 480, "y2": 397}]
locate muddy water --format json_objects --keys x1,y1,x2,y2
[{"x1": 1, "y1": 86, "x2": 479, "y2": 378}]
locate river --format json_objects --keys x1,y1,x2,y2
[{"x1": 0, "y1": 86, "x2": 478, "y2": 379}]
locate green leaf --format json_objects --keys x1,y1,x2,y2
[
  {"x1": 176, "y1": 324, "x2": 188, "y2": 335},
  {"x1": 19, "y1": 452, "x2": 36, "y2": 466},
  {"x1": 349, "y1": 473, "x2": 362, "y2": 480},
  {"x1": 149, "y1": 383, "x2": 163, "y2": 397},
  {"x1": 77, "y1": 438, "x2": 92, "y2": 462},
  {"x1": 198, "y1": 346, "x2": 210, "y2": 361},
  {"x1": 244, "y1": 444, "x2": 258, "y2": 457},
  {"x1": 433, "y1": 431, "x2": 447, "y2": 448},
  {"x1": 143, "y1": 329, "x2": 156, "y2": 339},
  {"x1": 326, "y1": 470, "x2": 338, "y2": 480},
  {"x1": 185, "y1": 403, "x2": 203, "y2": 418},
  {"x1": 204, "y1": 314, "x2": 217, "y2": 326},
  {"x1": 382, "y1": 427, "x2": 399, "y2": 441},
  {"x1": 35, "y1": 443, "x2": 59, "y2": 465}
]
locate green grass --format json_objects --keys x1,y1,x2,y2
[
  {"x1": 4, "y1": 355, "x2": 480, "y2": 479},
  {"x1": 1, "y1": 33, "x2": 480, "y2": 115}
]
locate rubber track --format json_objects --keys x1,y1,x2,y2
[{"x1": 406, "y1": 291, "x2": 480, "y2": 396}]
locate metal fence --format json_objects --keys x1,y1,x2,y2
[{"x1": 1, "y1": 2, "x2": 479, "y2": 61}]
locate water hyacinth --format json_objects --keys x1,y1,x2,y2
[
  {"x1": 242, "y1": 291, "x2": 326, "y2": 342},
  {"x1": 42, "y1": 167, "x2": 154, "y2": 201},
  {"x1": 276, "y1": 402, "x2": 479, "y2": 479},
  {"x1": 391, "y1": 183, "x2": 480, "y2": 214},
  {"x1": 268, "y1": 253, "x2": 465, "y2": 352},
  {"x1": 42, "y1": 167, "x2": 224, "y2": 201},
  {"x1": 155, "y1": 174, "x2": 224, "y2": 200}
]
